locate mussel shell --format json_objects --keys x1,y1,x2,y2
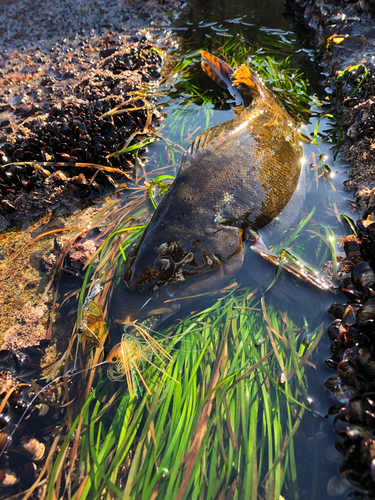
[
  {"x1": 354, "y1": 375, "x2": 372, "y2": 394},
  {"x1": 341, "y1": 305, "x2": 359, "y2": 328},
  {"x1": 352, "y1": 261, "x2": 375, "y2": 291},
  {"x1": 325, "y1": 358, "x2": 338, "y2": 370},
  {"x1": 333, "y1": 414, "x2": 350, "y2": 435},
  {"x1": 328, "y1": 303, "x2": 349, "y2": 320},
  {"x1": 344, "y1": 238, "x2": 364, "y2": 265},
  {"x1": 325, "y1": 374, "x2": 341, "y2": 390},
  {"x1": 346, "y1": 396, "x2": 364, "y2": 421},
  {"x1": 333, "y1": 384, "x2": 360, "y2": 405},
  {"x1": 337, "y1": 360, "x2": 358, "y2": 386},
  {"x1": 327, "y1": 320, "x2": 340, "y2": 341},
  {"x1": 339, "y1": 444, "x2": 358, "y2": 472},
  {"x1": 361, "y1": 361, "x2": 375, "y2": 382},
  {"x1": 357, "y1": 299, "x2": 375, "y2": 332},
  {"x1": 345, "y1": 424, "x2": 367, "y2": 441},
  {"x1": 330, "y1": 340, "x2": 346, "y2": 361},
  {"x1": 0, "y1": 432, "x2": 10, "y2": 452}
]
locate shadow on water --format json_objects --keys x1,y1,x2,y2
[{"x1": 0, "y1": 0, "x2": 362, "y2": 499}]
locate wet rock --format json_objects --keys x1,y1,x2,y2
[{"x1": 68, "y1": 240, "x2": 97, "y2": 269}]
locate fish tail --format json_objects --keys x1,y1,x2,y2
[
  {"x1": 201, "y1": 52, "x2": 260, "y2": 107},
  {"x1": 232, "y1": 64, "x2": 260, "y2": 105},
  {"x1": 201, "y1": 50, "x2": 234, "y2": 90}
]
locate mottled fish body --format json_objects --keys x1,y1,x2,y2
[{"x1": 114, "y1": 51, "x2": 303, "y2": 324}]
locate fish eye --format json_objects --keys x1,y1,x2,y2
[{"x1": 152, "y1": 255, "x2": 175, "y2": 281}]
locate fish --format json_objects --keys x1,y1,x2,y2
[{"x1": 111, "y1": 51, "x2": 305, "y2": 327}]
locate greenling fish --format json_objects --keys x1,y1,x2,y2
[{"x1": 112, "y1": 51, "x2": 306, "y2": 326}]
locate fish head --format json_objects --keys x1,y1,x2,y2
[{"x1": 110, "y1": 226, "x2": 243, "y2": 329}]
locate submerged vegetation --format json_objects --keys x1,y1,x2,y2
[{"x1": 0, "y1": 25, "x2": 351, "y2": 500}]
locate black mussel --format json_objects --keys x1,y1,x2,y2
[
  {"x1": 365, "y1": 438, "x2": 375, "y2": 462},
  {"x1": 1, "y1": 155, "x2": 12, "y2": 165},
  {"x1": 328, "y1": 303, "x2": 350, "y2": 320},
  {"x1": 104, "y1": 174, "x2": 118, "y2": 188},
  {"x1": 339, "y1": 444, "x2": 358, "y2": 472},
  {"x1": 330, "y1": 340, "x2": 346, "y2": 361},
  {"x1": 101, "y1": 121, "x2": 115, "y2": 134},
  {"x1": 354, "y1": 375, "x2": 372, "y2": 394},
  {"x1": 56, "y1": 152, "x2": 78, "y2": 162},
  {"x1": 333, "y1": 413, "x2": 350, "y2": 434},
  {"x1": 325, "y1": 374, "x2": 341, "y2": 390},
  {"x1": 3, "y1": 143, "x2": 15, "y2": 156},
  {"x1": 49, "y1": 136, "x2": 61, "y2": 149},
  {"x1": 335, "y1": 437, "x2": 350, "y2": 456},
  {"x1": 352, "y1": 261, "x2": 375, "y2": 292},
  {"x1": 339, "y1": 326, "x2": 368, "y2": 347},
  {"x1": 90, "y1": 181, "x2": 101, "y2": 193},
  {"x1": 343, "y1": 236, "x2": 364, "y2": 265},
  {"x1": 361, "y1": 362, "x2": 375, "y2": 383},
  {"x1": 358, "y1": 348, "x2": 373, "y2": 367},
  {"x1": 371, "y1": 459, "x2": 375, "y2": 482},
  {"x1": 69, "y1": 174, "x2": 88, "y2": 190},
  {"x1": 343, "y1": 468, "x2": 366, "y2": 490},
  {"x1": 1, "y1": 200, "x2": 16, "y2": 213},
  {"x1": 328, "y1": 320, "x2": 341, "y2": 340},
  {"x1": 105, "y1": 131, "x2": 118, "y2": 144},
  {"x1": 337, "y1": 360, "x2": 358, "y2": 386},
  {"x1": 13, "y1": 148, "x2": 25, "y2": 160},
  {"x1": 357, "y1": 299, "x2": 375, "y2": 332},
  {"x1": 346, "y1": 424, "x2": 367, "y2": 441},
  {"x1": 333, "y1": 384, "x2": 360, "y2": 405},
  {"x1": 346, "y1": 397, "x2": 364, "y2": 421},
  {"x1": 70, "y1": 148, "x2": 86, "y2": 161},
  {"x1": 58, "y1": 142, "x2": 70, "y2": 153},
  {"x1": 78, "y1": 123, "x2": 87, "y2": 134},
  {"x1": 61, "y1": 267, "x2": 79, "y2": 277},
  {"x1": 342, "y1": 305, "x2": 359, "y2": 328},
  {"x1": 0, "y1": 431, "x2": 10, "y2": 452},
  {"x1": 326, "y1": 358, "x2": 338, "y2": 370},
  {"x1": 364, "y1": 410, "x2": 375, "y2": 428}
]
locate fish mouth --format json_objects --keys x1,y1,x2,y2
[{"x1": 108, "y1": 279, "x2": 182, "y2": 340}]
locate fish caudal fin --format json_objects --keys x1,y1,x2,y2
[
  {"x1": 201, "y1": 51, "x2": 261, "y2": 108},
  {"x1": 201, "y1": 50, "x2": 234, "y2": 90},
  {"x1": 232, "y1": 64, "x2": 260, "y2": 106}
]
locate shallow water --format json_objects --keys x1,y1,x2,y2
[
  {"x1": 0, "y1": 1, "x2": 361, "y2": 498},
  {"x1": 128, "y1": 4, "x2": 357, "y2": 499}
]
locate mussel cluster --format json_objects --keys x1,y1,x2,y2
[
  {"x1": 0, "y1": 92, "x2": 162, "y2": 214},
  {"x1": 326, "y1": 222, "x2": 375, "y2": 493},
  {"x1": 0, "y1": 343, "x2": 58, "y2": 495}
]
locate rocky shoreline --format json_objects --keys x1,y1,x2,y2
[
  {"x1": 286, "y1": 0, "x2": 375, "y2": 217},
  {"x1": 285, "y1": 1, "x2": 375, "y2": 496}
]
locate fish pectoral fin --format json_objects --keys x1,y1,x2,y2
[
  {"x1": 201, "y1": 50, "x2": 234, "y2": 90},
  {"x1": 232, "y1": 64, "x2": 260, "y2": 107},
  {"x1": 246, "y1": 231, "x2": 335, "y2": 292}
]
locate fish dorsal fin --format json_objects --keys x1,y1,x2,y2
[
  {"x1": 201, "y1": 50, "x2": 234, "y2": 90},
  {"x1": 232, "y1": 64, "x2": 260, "y2": 107},
  {"x1": 182, "y1": 117, "x2": 238, "y2": 162}
]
